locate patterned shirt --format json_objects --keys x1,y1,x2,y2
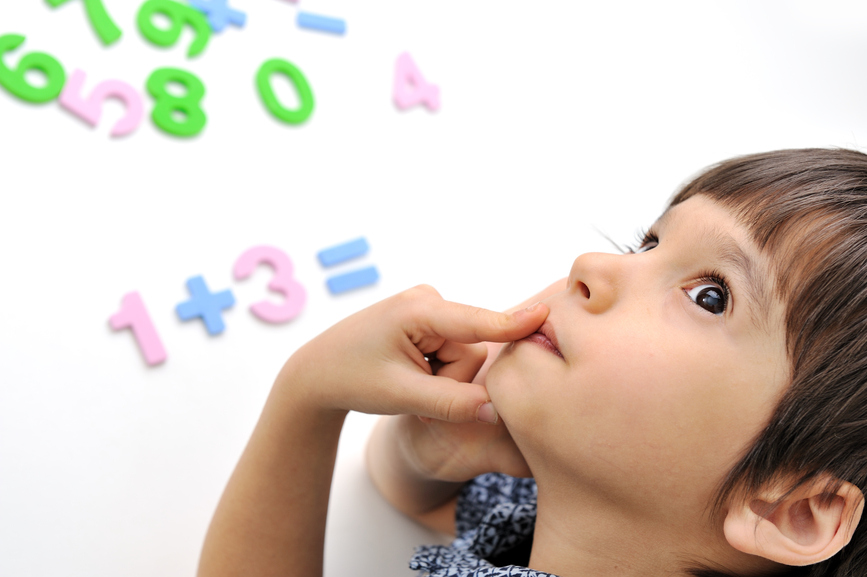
[{"x1": 409, "y1": 473, "x2": 560, "y2": 577}]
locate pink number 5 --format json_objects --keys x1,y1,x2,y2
[
  {"x1": 233, "y1": 246, "x2": 307, "y2": 323},
  {"x1": 59, "y1": 69, "x2": 144, "y2": 137},
  {"x1": 110, "y1": 292, "x2": 167, "y2": 366}
]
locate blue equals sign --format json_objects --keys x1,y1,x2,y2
[{"x1": 318, "y1": 237, "x2": 380, "y2": 294}]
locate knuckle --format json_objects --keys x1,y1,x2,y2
[
  {"x1": 434, "y1": 394, "x2": 460, "y2": 422},
  {"x1": 469, "y1": 343, "x2": 487, "y2": 363},
  {"x1": 398, "y1": 285, "x2": 440, "y2": 311},
  {"x1": 411, "y1": 284, "x2": 440, "y2": 298}
]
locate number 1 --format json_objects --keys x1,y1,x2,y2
[{"x1": 110, "y1": 292, "x2": 167, "y2": 366}]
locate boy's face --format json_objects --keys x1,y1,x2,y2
[{"x1": 488, "y1": 195, "x2": 789, "y2": 526}]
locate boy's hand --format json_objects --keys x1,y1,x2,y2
[
  {"x1": 282, "y1": 285, "x2": 548, "y2": 423},
  {"x1": 398, "y1": 414, "x2": 532, "y2": 482},
  {"x1": 398, "y1": 330, "x2": 532, "y2": 481}
]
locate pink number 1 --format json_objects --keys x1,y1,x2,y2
[
  {"x1": 110, "y1": 292, "x2": 167, "y2": 366},
  {"x1": 59, "y1": 69, "x2": 144, "y2": 137},
  {"x1": 233, "y1": 246, "x2": 306, "y2": 323}
]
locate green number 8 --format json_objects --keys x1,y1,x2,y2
[
  {"x1": 146, "y1": 67, "x2": 207, "y2": 137},
  {"x1": 0, "y1": 34, "x2": 66, "y2": 103},
  {"x1": 256, "y1": 58, "x2": 315, "y2": 125}
]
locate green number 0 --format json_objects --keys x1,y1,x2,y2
[
  {"x1": 256, "y1": 58, "x2": 315, "y2": 125},
  {"x1": 146, "y1": 67, "x2": 207, "y2": 137},
  {"x1": 0, "y1": 34, "x2": 66, "y2": 103}
]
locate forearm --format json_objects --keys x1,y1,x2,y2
[
  {"x1": 197, "y1": 369, "x2": 347, "y2": 577},
  {"x1": 366, "y1": 415, "x2": 464, "y2": 520}
]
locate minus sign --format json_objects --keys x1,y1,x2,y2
[{"x1": 297, "y1": 12, "x2": 347, "y2": 35}]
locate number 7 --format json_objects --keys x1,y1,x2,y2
[{"x1": 45, "y1": 0, "x2": 123, "y2": 46}]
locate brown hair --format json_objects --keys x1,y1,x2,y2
[{"x1": 670, "y1": 149, "x2": 867, "y2": 577}]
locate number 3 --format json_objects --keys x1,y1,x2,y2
[{"x1": 233, "y1": 246, "x2": 307, "y2": 323}]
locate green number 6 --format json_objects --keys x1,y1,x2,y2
[{"x1": 0, "y1": 34, "x2": 66, "y2": 103}]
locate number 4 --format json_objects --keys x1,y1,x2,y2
[{"x1": 393, "y1": 52, "x2": 440, "y2": 112}]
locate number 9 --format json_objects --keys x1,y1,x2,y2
[
  {"x1": 137, "y1": 0, "x2": 211, "y2": 58},
  {"x1": 0, "y1": 34, "x2": 66, "y2": 103}
]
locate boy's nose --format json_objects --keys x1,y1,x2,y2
[{"x1": 568, "y1": 252, "x2": 623, "y2": 314}]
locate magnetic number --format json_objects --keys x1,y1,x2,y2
[
  {"x1": 0, "y1": 34, "x2": 66, "y2": 104},
  {"x1": 59, "y1": 69, "x2": 144, "y2": 137},
  {"x1": 146, "y1": 67, "x2": 207, "y2": 137},
  {"x1": 110, "y1": 292, "x2": 167, "y2": 366},
  {"x1": 137, "y1": 0, "x2": 211, "y2": 58},
  {"x1": 255, "y1": 58, "x2": 315, "y2": 125},
  {"x1": 233, "y1": 246, "x2": 307, "y2": 323},
  {"x1": 393, "y1": 52, "x2": 440, "y2": 111},
  {"x1": 45, "y1": 0, "x2": 122, "y2": 46}
]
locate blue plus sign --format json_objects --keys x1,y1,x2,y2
[
  {"x1": 189, "y1": 0, "x2": 247, "y2": 33},
  {"x1": 176, "y1": 275, "x2": 235, "y2": 335}
]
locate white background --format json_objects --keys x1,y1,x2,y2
[{"x1": 2, "y1": 1, "x2": 867, "y2": 576}]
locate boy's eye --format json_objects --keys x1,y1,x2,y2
[
  {"x1": 686, "y1": 284, "x2": 727, "y2": 315},
  {"x1": 635, "y1": 241, "x2": 658, "y2": 253}
]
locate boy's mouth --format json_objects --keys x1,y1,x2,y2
[{"x1": 521, "y1": 322, "x2": 564, "y2": 359}]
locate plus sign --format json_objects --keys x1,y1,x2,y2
[
  {"x1": 189, "y1": 0, "x2": 247, "y2": 33},
  {"x1": 176, "y1": 275, "x2": 235, "y2": 335}
]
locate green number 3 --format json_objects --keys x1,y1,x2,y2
[
  {"x1": 0, "y1": 34, "x2": 66, "y2": 103},
  {"x1": 146, "y1": 67, "x2": 207, "y2": 137}
]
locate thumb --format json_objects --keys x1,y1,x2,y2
[{"x1": 404, "y1": 373, "x2": 497, "y2": 423}]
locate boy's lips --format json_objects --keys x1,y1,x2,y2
[{"x1": 520, "y1": 321, "x2": 564, "y2": 359}]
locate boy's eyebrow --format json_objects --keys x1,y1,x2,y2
[
  {"x1": 701, "y1": 228, "x2": 774, "y2": 328},
  {"x1": 654, "y1": 208, "x2": 774, "y2": 328}
]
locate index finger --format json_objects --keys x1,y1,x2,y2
[{"x1": 409, "y1": 295, "x2": 549, "y2": 345}]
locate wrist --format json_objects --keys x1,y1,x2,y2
[{"x1": 273, "y1": 351, "x2": 349, "y2": 418}]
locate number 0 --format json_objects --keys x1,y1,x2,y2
[{"x1": 255, "y1": 58, "x2": 314, "y2": 125}]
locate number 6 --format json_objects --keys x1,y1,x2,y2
[{"x1": 0, "y1": 33, "x2": 66, "y2": 103}]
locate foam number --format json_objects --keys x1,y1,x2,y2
[
  {"x1": 393, "y1": 52, "x2": 440, "y2": 112},
  {"x1": 0, "y1": 34, "x2": 66, "y2": 103},
  {"x1": 110, "y1": 292, "x2": 167, "y2": 366},
  {"x1": 146, "y1": 67, "x2": 206, "y2": 137},
  {"x1": 233, "y1": 246, "x2": 307, "y2": 323},
  {"x1": 45, "y1": 0, "x2": 123, "y2": 46},
  {"x1": 59, "y1": 69, "x2": 144, "y2": 137},
  {"x1": 255, "y1": 58, "x2": 315, "y2": 125},
  {"x1": 189, "y1": 0, "x2": 247, "y2": 32},
  {"x1": 137, "y1": 0, "x2": 211, "y2": 58}
]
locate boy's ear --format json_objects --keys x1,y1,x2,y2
[{"x1": 724, "y1": 477, "x2": 864, "y2": 566}]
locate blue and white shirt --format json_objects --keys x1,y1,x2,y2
[{"x1": 409, "y1": 473, "x2": 559, "y2": 577}]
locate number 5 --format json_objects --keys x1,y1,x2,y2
[{"x1": 59, "y1": 69, "x2": 144, "y2": 137}]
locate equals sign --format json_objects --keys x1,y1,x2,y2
[{"x1": 318, "y1": 237, "x2": 380, "y2": 294}]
